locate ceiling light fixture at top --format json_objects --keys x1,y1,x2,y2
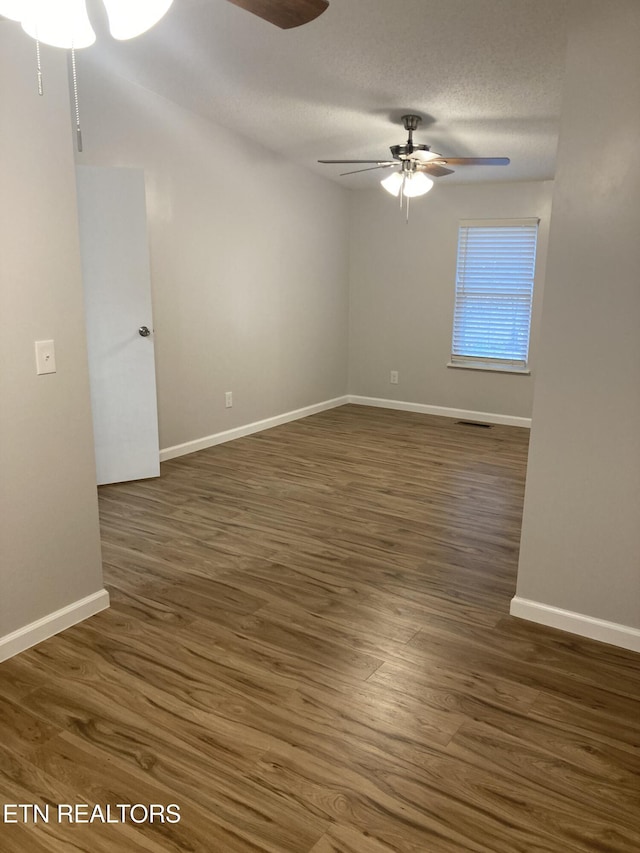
[
  {"x1": 101, "y1": 0, "x2": 174, "y2": 42},
  {"x1": 0, "y1": 0, "x2": 23, "y2": 20},
  {"x1": 381, "y1": 169, "x2": 434, "y2": 198},
  {"x1": 0, "y1": 0, "x2": 174, "y2": 49},
  {"x1": 20, "y1": 0, "x2": 97, "y2": 48}
]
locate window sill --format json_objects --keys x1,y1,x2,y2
[{"x1": 447, "y1": 361, "x2": 531, "y2": 375}]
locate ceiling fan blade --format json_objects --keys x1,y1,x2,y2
[
  {"x1": 340, "y1": 165, "x2": 395, "y2": 176},
  {"x1": 418, "y1": 163, "x2": 455, "y2": 177},
  {"x1": 434, "y1": 157, "x2": 510, "y2": 166},
  {"x1": 225, "y1": 0, "x2": 329, "y2": 29},
  {"x1": 408, "y1": 149, "x2": 442, "y2": 163},
  {"x1": 319, "y1": 160, "x2": 395, "y2": 165}
]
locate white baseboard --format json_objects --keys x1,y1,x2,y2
[
  {"x1": 0, "y1": 589, "x2": 110, "y2": 663},
  {"x1": 510, "y1": 596, "x2": 640, "y2": 653},
  {"x1": 347, "y1": 396, "x2": 531, "y2": 429},
  {"x1": 160, "y1": 394, "x2": 530, "y2": 463},
  {"x1": 160, "y1": 396, "x2": 349, "y2": 462}
]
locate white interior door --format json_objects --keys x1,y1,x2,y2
[{"x1": 76, "y1": 166, "x2": 160, "y2": 485}]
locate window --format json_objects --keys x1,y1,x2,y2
[{"x1": 450, "y1": 218, "x2": 539, "y2": 373}]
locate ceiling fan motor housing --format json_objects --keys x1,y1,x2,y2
[
  {"x1": 390, "y1": 143, "x2": 431, "y2": 160},
  {"x1": 392, "y1": 114, "x2": 426, "y2": 158}
]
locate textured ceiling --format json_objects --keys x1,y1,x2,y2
[{"x1": 83, "y1": 0, "x2": 571, "y2": 188}]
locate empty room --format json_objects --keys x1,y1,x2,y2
[{"x1": 1, "y1": 1, "x2": 639, "y2": 851}]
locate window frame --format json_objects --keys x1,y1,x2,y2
[{"x1": 448, "y1": 218, "x2": 539, "y2": 375}]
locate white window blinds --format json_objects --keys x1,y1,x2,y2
[{"x1": 452, "y1": 219, "x2": 539, "y2": 368}]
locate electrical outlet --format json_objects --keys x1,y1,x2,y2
[
  {"x1": 390, "y1": 370, "x2": 399, "y2": 385},
  {"x1": 225, "y1": 391, "x2": 233, "y2": 408},
  {"x1": 35, "y1": 340, "x2": 56, "y2": 375}
]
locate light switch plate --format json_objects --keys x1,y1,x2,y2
[{"x1": 35, "y1": 340, "x2": 56, "y2": 375}]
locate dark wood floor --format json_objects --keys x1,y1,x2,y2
[{"x1": 1, "y1": 405, "x2": 639, "y2": 852}]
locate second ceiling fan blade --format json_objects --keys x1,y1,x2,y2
[
  {"x1": 436, "y1": 157, "x2": 510, "y2": 166},
  {"x1": 318, "y1": 160, "x2": 394, "y2": 165},
  {"x1": 225, "y1": 0, "x2": 329, "y2": 29},
  {"x1": 340, "y1": 165, "x2": 395, "y2": 176},
  {"x1": 418, "y1": 163, "x2": 455, "y2": 177}
]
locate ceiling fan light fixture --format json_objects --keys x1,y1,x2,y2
[
  {"x1": 381, "y1": 171, "x2": 403, "y2": 197},
  {"x1": 0, "y1": 0, "x2": 23, "y2": 21},
  {"x1": 21, "y1": 0, "x2": 96, "y2": 49},
  {"x1": 402, "y1": 171, "x2": 434, "y2": 197},
  {"x1": 6, "y1": 0, "x2": 174, "y2": 47},
  {"x1": 101, "y1": 0, "x2": 174, "y2": 41}
]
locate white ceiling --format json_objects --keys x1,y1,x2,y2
[{"x1": 85, "y1": 0, "x2": 571, "y2": 188}]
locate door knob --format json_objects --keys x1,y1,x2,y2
[{"x1": 138, "y1": 326, "x2": 152, "y2": 337}]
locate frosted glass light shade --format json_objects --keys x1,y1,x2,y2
[
  {"x1": 381, "y1": 170, "x2": 434, "y2": 198},
  {"x1": 102, "y1": 0, "x2": 173, "y2": 40},
  {"x1": 0, "y1": 0, "x2": 24, "y2": 22},
  {"x1": 402, "y1": 172, "x2": 434, "y2": 197},
  {"x1": 381, "y1": 171, "x2": 403, "y2": 197},
  {"x1": 7, "y1": 0, "x2": 173, "y2": 48},
  {"x1": 21, "y1": 0, "x2": 96, "y2": 48}
]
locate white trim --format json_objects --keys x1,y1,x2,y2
[
  {"x1": 347, "y1": 396, "x2": 531, "y2": 429},
  {"x1": 160, "y1": 396, "x2": 349, "y2": 462},
  {"x1": 447, "y1": 361, "x2": 531, "y2": 375},
  {"x1": 460, "y1": 217, "x2": 540, "y2": 228},
  {"x1": 510, "y1": 597, "x2": 640, "y2": 653},
  {"x1": 0, "y1": 589, "x2": 110, "y2": 663}
]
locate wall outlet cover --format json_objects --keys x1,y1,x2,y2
[{"x1": 35, "y1": 340, "x2": 56, "y2": 375}]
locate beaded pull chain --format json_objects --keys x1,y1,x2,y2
[
  {"x1": 36, "y1": 37, "x2": 84, "y2": 151},
  {"x1": 71, "y1": 45, "x2": 83, "y2": 152},
  {"x1": 36, "y1": 38, "x2": 43, "y2": 96}
]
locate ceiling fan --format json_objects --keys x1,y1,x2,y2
[
  {"x1": 0, "y1": 0, "x2": 329, "y2": 49},
  {"x1": 319, "y1": 114, "x2": 510, "y2": 204}
]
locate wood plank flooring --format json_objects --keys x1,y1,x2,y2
[{"x1": 1, "y1": 404, "x2": 639, "y2": 852}]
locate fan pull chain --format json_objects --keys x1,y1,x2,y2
[
  {"x1": 71, "y1": 45, "x2": 83, "y2": 152},
  {"x1": 36, "y1": 39, "x2": 43, "y2": 96},
  {"x1": 398, "y1": 172, "x2": 411, "y2": 222}
]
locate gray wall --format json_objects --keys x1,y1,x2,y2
[
  {"x1": 348, "y1": 181, "x2": 553, "y2": 418},
  {"x1": 0, "y1": 28, "x2": 104, "y2": 638},
  {"x1": 515, "y1": 0, "x2": 640, "y2": 631},
  {"x1": 75, "y1": 63, "x2": 351, "y2": 452}
]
